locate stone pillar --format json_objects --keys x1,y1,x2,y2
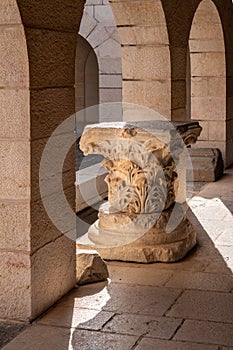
[
  {"x1": 0, "y1": 0, "x2": 83, "y2": 322},
  {"x1": 78, "y1": 121, "x2": 202, "y2": 263}
]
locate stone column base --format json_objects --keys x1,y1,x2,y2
[{"x1": 77, "y1": 216, "x2": 196, "y2": 263}]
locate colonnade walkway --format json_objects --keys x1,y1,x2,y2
[{"x1": 2, "y1": 167, "x2": 233, "y2": 349}]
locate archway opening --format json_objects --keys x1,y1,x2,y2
[{"x1": 188, "y1": 0, "x2": 227, "y2": 164}]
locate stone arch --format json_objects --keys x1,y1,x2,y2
[
  {"x1": 109, "y1": 0, "x2": 171, "y2": 120},
  {"x1": 79, "y1": 0, "x2": 122, "y2": 122},
  {"x1": 75, "y1": 34, "x2": 99, "y2": 117},
  {"x1": 189, "y1": 0, "x2": 227, "y2": 164}
]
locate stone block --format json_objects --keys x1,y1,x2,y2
[
  {"x1": 165, "y1": 270, "x2": 233, "y2": 292},
  {"x1": 0, "y1": 141, "x2": 30, "y2": 200},
  {"x1": 167, "y1": 290, "x2": 233, "y2": 323},
  {"x1": 136, "y1": 338, "x2": 218, "y2": 350},
  {"x1": 94, "y1": 5, "x2": 115, "y2": 25},
  {"x1": 171, "y1": 79, "x2": 186, "y2": 110},
  {"x1": 191, "y1": 52, "x2": 225, "y2": 77},
  {"x1": 31, "y1": 135, "x2": 75, "y2": 200},
  {"x1": 170, "y1": 47, "x2": 187, "y2": 80},
  {"x1": 3, "y1": 327, "x2": 138, "y2": 350},
  {"x1": 208, "y1": 77, "x2": 226, "y2": 98},
  {"x1": 86, "y1": 0, "x2": 102, "y2": 4},
  {"x1": 25, "y1": 28, "x2": 76, "y2": 88},
  {"x1": 190, "y1": 23, "x2": 225, "y2": 41},
  {"x1": 87, "y1": 24, "x2": 110, "y2": 48},
  {"x1": 117, "y1": 25, "x2": 169, "y2": 46},
  {"x1": 0, "y1": 0, "x2": 22, "y2": 25},
  {"x1": 31, "y1": 186, "x2": 75, "y2": 254},
  {"x1": 76, "y1": 249, "x2": 109, "y2": 285},
  {"x1": 30, "y1": 87, "x2": 75, "y2": 140},
  {"x1": 191, "y1": 77, "x2": 208, "y2": 97},
  {"x1": 174, "y1": 320, "x2": 233, "y2": 347},
  {"x1": 31, "y1": 235, "x2": 76, "y2": 319},
  {"x1": 192, "y1": 0, "x2": 222, "y2": 24},
  {"x1": 188, "y1": 148, "x2": 224, "y2": 182},
  {"x1": 103, "y1": 314, "x2": 182, "y2": 339},
  {"x1": 16, "y1": 0, "x2": 84, "y2": 32},
  {"x1": 193, "y1": 141, "x2": 225, "y2": 162},
  {"x1": 171, "y1": 107, "x2": 187, "y2": 121},
  {"x1": 99, "y1": 57, "x2": 122, "y2": 74},
  {"x1": 95, "y1": 38, "x2": 121, "y2": 58},
  {"x1": 190, "y1": 39, "x2": 224, "y2": 53},
  {"x1": 0, "y1": 89, "x2": 30, "y2": 139},
  {"x1": 38, "y1": 305, "x2": 114, "y2": 330},
  {"x1": 99, "y1": 74, "x2": 122, "y2": 88},
  {"x1": 110, "y1": 1, "x2": 166, "y2": 26},
  {"x1": 0, "y1": 25, "x2": 29, "y2": 87},
  {"x1": 79, "y1": 11, "x2": 97, "y2": 38},
  {"x1": 0, "y1": 252, "x2": 31, "y2": 321},
  {"x1": 209, "y1": 121, "x2": 226, "y2": 141},
  {"x1": 99, "y1": 88, "x2": 122, "y2": 103},
  {"x1": 0, "y1": 323, "x2": 26, "y2": 349},
  {"x1": 0, "y1": 200, "x2": 30, "y2": 251},
  {"x1": 122, "y1": 46, "x2": 170, "y2": 80},
  {"x1": 123, "y1": 80, "x2": 170, "y2": 118},
  {"x1": 191, "y1": 97, "x2": 226, "y2": 120}
]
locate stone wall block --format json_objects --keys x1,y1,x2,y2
[
  {"x1": 122, "y1": 46, "x2": 170, "y2": 80},
  {"x1": 123, "y1": 80, "x2": 170, "y2": 118},
  {"x1": 31, "y1": 235, "x2": 76, "y2": 319},
  {"x1": 31, "y1": 186, "x2": 75, "y2": 254},
  {"x1": 118, "y1": 25, "x2": 169, "y2": 46},
  {"x1": 0, "y1": 89, "x2": 30, "y2": 139},
  {"x1": 79, "y1": 11, "x2": 97, "y2": 38},
  {"x1": 0, "y1": 141, "x2": 30, "y2": 200},
  {"x1": 0, "y1": 0, "x2": 22, "y2": 25},
  {"x1": 17, "y1": 0, "x2": 85, "y2": 32},
  {"x1": 0, "y1": 252, "x2": 31, "y2": 321},
  {"x1": 191, "y1": 97, "x2": 226, "y2": 121},
  {"x1": 0, "y1": 26, "x2": 29, "y2": 87},
  {"x1": 191, "y1": 52, "x2": 225, "y2": 77},
  {"x1": 30, "y1": 87, "x2": 75, "y2": 140},
  {"x1": 0, "y1": 201, "x2": 30, "y2": 251},
  {"x1": 94, "y1": 5, "x2": 115, "y2": 25},
  {"x1": 25, "y1": 28, "x2": 77, "y2": 88},
  {"x1": 110, "y1": 1, "x2": 166, "y2": 26}
]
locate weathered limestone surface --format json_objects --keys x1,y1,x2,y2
[
  {"x1": 189, "y1": 148, "x2": 224, "y2": 182},
  {"x1": 78, "y1": 121, "x2": 202, "y2": 262},
  {"x1": 76, "y1": 249, "x2": 109, "y2": 285}
]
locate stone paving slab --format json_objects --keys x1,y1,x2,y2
[
  {"x1": 135, "y1": 338, "x2": 219, "y2": 350},
  {"x1": 164, "y1": 270, "x2": 233, "y2": 292},
  {"x1": 37, "y1": 306, "x2": 114, "y2": 330},
  {"x1": 107, "y1": 264, "x2": 173, "y2": 286},
  {"x1": 2, "y1": 325, "x2": 138, "y2": 350},
  {"x1": 174, "y1": 320, "x2": 233, "y2": 347},
  {"x1": 166, "y1": 290, "x2": 233, "y2": 323},
  {"x1": 102, "y1": 313, "x2": 182, "y2": 338},
  {"x1": 0, "y1": 323, "x2": 26, "y2": 349}
]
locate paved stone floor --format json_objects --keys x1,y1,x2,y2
[{"x1": 1, "y1": 167, "x2": 233, "y2": 349}]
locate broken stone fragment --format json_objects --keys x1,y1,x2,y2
[{"x1": 76, "y1": 249, "x2": 109, "y2": 285}]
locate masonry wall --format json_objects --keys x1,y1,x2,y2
[{"x1": 1, "y1": 0, "x2": 233, "y2": 322}]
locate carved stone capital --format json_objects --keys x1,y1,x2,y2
[{"x1": 78, "y1": 121, "x2": 202, "y2": 263}]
